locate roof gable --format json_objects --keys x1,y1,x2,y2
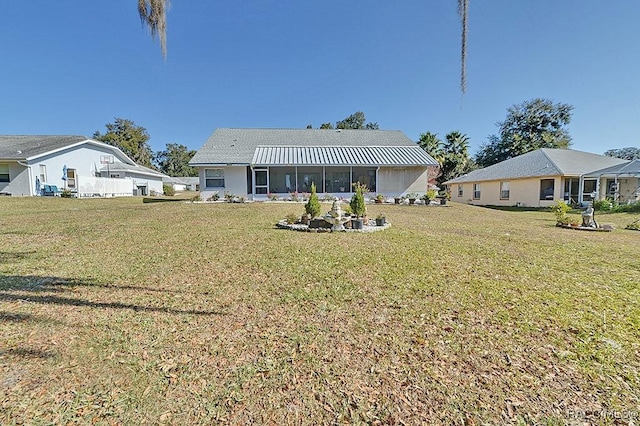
[{"x1": 0, "y1": 135, "x2": 137, "y2": 166}]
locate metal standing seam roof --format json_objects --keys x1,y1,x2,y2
[{"x1": 251, "y1": 145, "x2": 437, "y2": 166}]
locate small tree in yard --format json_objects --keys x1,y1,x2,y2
[
  {"x1": 350, "y1": 183, "x2": 367, "y2": 218},
  {"x1": 304, "y1": 183, "x2": 322, "y2": 218},
  {"x1": 550, "y1": 200, "x2": 571, "y2": 225}
]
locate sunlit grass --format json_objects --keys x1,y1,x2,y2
[{"x1": 1, "y1": 197, "x2": 639, "y2": 424}]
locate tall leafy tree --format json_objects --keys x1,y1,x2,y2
[
  {"x1": 319, "y1": 123, "x2": 334, "y2": 130},
  {"x1": 604, "y1": 147, "x2": 640, "y2": 160},
  {"x1": 93, "y1": 118, "x2": 154, "y2": 168},
  {"x1": 335, "y1": 111, "x2": 379, "y2": 130},
  {"x1": 440, "y1": 131, "x2": 474, "y2": 186},
  {"x1": 154, "y1": 143, "x2": 198, "y2": 176},
  {"x1": 475, "y1": 98, "x2": 574, "y2": 167}
]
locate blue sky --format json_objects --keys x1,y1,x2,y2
[{"x1": 1, "y1": 1, "x2": 639, "y2": 157}]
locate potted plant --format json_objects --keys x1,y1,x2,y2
[
  {"x1": 350, "y1": 183, "x2": 367, "y2": 230},
  {"x1": 375, "y1": 213, "x2": 386, "y2": 226},
  {"x1": 407, "y1": 192, "x2": 418, "y2": 205},
  {"x1": 375, "y1": 194, "x2": 384, "y2": 204},
  {"x1": 438, "y1": 191, "x2": 450, "y2": 205},
  {"x1": 394, "y1": 195, "x2": 403, "y2": 205}
]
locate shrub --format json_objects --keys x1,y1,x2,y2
[
  {"x1": 207, "y1": 192, "x2": 220, "y2": 202},
  {"x1": 612, "y1": 201, "x2": 640, "y2": 213},
  {"x1": 190, "y1": 195, "x2": 202, "y2": 202},
  {"x1": 350, "y1": 182, "x2": 367, "y2": 217},
  {"x1": 304, "y1": 183, "x2": 322, "y2": 218},
  {"x1": 285, "y1": 213, "x2": 298, "y2": 224},
  {"x1": 163, "y1": 185, "x2": 175, "y2": 196},
  {"x1": 550, "y1": 200, "x2": 571, "y2": 224},
  {"x1": 224, "y1": 191, "x2": 235, "y2": 203},
  {"x1": 593, "y1": 198, "x2": 613, "y2": 211},
  {"x1": 626, "y1": 218, "x2": 640, "y2": 230},
  {"x1": 60, "y1": 189, "x2": 73, "y2": 198},
  {"x1": 290, "y1": 192, "x2": 300, "y2": 202}
]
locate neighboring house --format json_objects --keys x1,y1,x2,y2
[
  {"x1": 583, "y1": 159, "x2": 640, "y2": 204},
  {"x1": 0, "y1": 135, "x2": 166, "y2": 197},
  {"x1": 162, "y1": 176, "x2": 200, "y2": 191},
  {"x1": 444, "y1": 148, "x2": 628, "y2": 207},
  {"x1": 189, "y1": 128, "x2": 438, "y2": 200}
]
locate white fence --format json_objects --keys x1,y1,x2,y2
[{"x1": 77, "y1": 177, "x2": 133, "y2": 198}]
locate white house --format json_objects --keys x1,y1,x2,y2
[
  {"x1": 189, "y1": 128, "x2": 438, "y2": 200},
  {"x1": 0, "y1": 135, "x2": 166, "y2": 197}
]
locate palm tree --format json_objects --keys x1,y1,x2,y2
[{"x1": 418, "y1": 132, "x2": 444, "y2": 163}]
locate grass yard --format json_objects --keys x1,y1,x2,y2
[{"x1": 1, "y1": 197, "x2": 639, "y2": 425}]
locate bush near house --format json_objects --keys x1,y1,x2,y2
[{"x1": 163, "y1": 184, "x2": 175, "y2": 196}]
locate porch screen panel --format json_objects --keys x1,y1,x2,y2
[
  {"x1": 326, "y1": 166, "x2": 350, "y2": 193},
  {"x1": 269, "y1": 166, "x2": 295, "y2": 193},
  {"x1": 296, "y1": 166, "x2": 322, "y2": 193},
  {"x1": 353, "y1": 167, "x2": 377, "y2": 192}
]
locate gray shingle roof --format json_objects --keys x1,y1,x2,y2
[
  {"x1": 445, "y1": 148, "x2": 628, "y2": 184},
  {"x1": 0, "y1": 135, "x2": 88, "y2": 160},
  {"x1": 584, "y1": 159, "x2": 640, "y2": 176},
  {"x1": 189, "y1": 128, "x2": 434, "y2": 166}
]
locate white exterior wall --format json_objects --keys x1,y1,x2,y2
[
  {"x1": 0, "y1": 162, "x2": 31, "y2": 196},
  {"x1": 451, "y1": 176, "x2": 563, "y2": 207},
  {"x1": 1, "y1": 143, "x2": 163, "y2": 197},
  {"x1": 30, "y1": 144, "x2": 131, "y2": 191},
  {"x1": 199, "y1": 166, "x2": 248, "y2": 200},
  {"x1": 378, "y1": 166, "x2": 428, "y2": 196}
]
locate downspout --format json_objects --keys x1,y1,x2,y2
[
  {"x1": 17, "y1": 160, "x2": 33, "y2": 196},
  {"x1": 376, "y1": 166, "x2": 380, "y2": 194}
]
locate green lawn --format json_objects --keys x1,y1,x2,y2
[{"x1": 1, "y1": 197, "x2": 639, "y2": 425}]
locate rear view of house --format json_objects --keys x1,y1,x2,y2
[
  {"x1": 0, "y1": 135, "x2": 166, "y2": 197},
  {"x1": 190, "y1": 128, "x2": 438, "y2": 200}
]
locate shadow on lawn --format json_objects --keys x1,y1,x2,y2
[
  {"x1": 0, "y1": 250, "x2": 38, "y2": 264},
  {"x1": 0, "y1": 275, "x2": 225, "y2": 317}
]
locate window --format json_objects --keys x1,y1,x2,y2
[
  {"x1": 39, "y1": 165, "x2": 47, "y2": 182},
  {"x1": 0, "y1": 164, "x2": 9, "y2": 183},
  {"x1": 457, "y1": 184, "x2": 463, "y2": 197},
  {"x1": 500, "y1": 181, "x2": 510, "y2": 199},
  {"x1": 205, "y1": 169, "x2": 225, "y2": 187},
  {"x1": 66, "y1": 168, "x2": 77, "y2": 189},
  {"x1": 473, "y1": 183, "x2": 481, "y2": 199},
  {"x1": 539, "y1": 179, "x2": 555, "y2": 200}
]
